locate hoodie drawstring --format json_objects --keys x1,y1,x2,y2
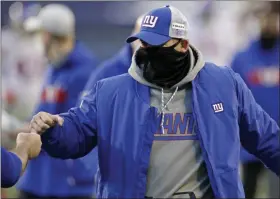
[{"x1": 160, "y1": 87, "x2": 178, "y2": 134}]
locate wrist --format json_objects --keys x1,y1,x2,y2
[{"x1": 11, "y1": 144, "x2": 29, "y2": 172}]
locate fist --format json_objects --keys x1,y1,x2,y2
[
  {"x1": 16, "y1": 132, "x2": 42, "y2": 159},
  {"x1": 30, "y1": 112, "x2": 64, "y2": 135}
]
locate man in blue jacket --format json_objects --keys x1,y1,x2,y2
[
  {"x1": 29, "y1": 5, "x2": 279, "y2": 199},
  {"x1": 17, "y1": 4, "x2": 99, "y2": 199},
  {"x1": 2, "y1": 133, "x2": 41, "y2": 188},
  {"x1": 231, "y1": 2, "x2": 279, "y2": 198},
  {"x1": 83, "y1": 15, "x2": 143, "y2": 92}
]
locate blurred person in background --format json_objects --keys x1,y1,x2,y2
[
  {"x1": 14, "y1": 4, "x2": 99, "y2": 199},
  {"x1": 1, "y1": 3, "x2": 45, "y2": 198},
  {"x1": 231, "y1": 2, "x2": 279, "y2": 198},
  {"x1": 189, "y1": 1, "x2": 255, "y2": 67},
  {"x1": 82, "y1": 15, "x2": 143, "y2": 93},
  {"x1": 29, "y1": 5, "x2": 279, "y2": 198},
  {"x1": 2, "y1": 133, "x2": 42, "y2": 188},
  {"x1": 2, "y1": 2, "x2": 46, "y2": 122}
]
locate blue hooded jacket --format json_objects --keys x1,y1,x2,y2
[
  {"x1": 17, "y1": 41, "x2": 99, "y2": 197},
  {"x1": 231, "y1": 39, "x2": 280, "y2": 162},
  {"x1": 40, "y1": 62, "x2": 279, "y2": 198}
]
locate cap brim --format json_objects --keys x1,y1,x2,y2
[{"x1": 126, "y1": 31, "x2": 171, "y2": 46}]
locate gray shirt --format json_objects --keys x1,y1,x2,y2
[{"x1": 145, "y1": 88, "x2": 213, "y2": 199}]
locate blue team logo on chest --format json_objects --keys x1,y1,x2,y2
[{"x1": 154, "y1": 113, "x2": 198, "y2": 141}]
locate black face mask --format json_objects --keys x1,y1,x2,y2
[{"x1": 135, "y1": 40, "x2": 190, "y2": 89}]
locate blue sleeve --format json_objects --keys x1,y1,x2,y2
[
  {"x1": 230, "y1": 53, "x2": 260, "y2": 163},
  {"x1": 41, "y1": 83, "x2": 99, "y2": 159},
  {"x1": 71, "y1": 67, "x2": 99, "y2": 178},
  {"x1": 1, "y1": 147, "x2": 22, "y2": 188},
  {"x1": 232, "y1": 70, "x2": 280, "y2": 175}
]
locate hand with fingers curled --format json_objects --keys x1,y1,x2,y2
[
  {"x1": 30, "y1": 112, "x2": 64, "y2": 135},
  {"x1": 16, "y1": 132, "x2": 42, "y2": 159}
]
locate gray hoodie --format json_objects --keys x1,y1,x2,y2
[{"x1": 129, "y1": 45, "x2": 213, "y2": 199}]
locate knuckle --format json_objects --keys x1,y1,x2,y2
[{"x1": 38, "y1": 112, "x2": 45, "y2": 117}]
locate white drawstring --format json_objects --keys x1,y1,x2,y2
[{"x1": 160, "y1": 87, "x2": 178, "y2": 134}]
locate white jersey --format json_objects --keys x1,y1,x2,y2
[{"x1": 2, "y1": 27, "x2": 47, "y2": 120}]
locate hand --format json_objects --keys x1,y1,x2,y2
[
  {"x1": 30, "y1": 112, "x2": 64, "y2": 135},
  {"x1": 16, "y1": 132, "x2": 42, "y2": 159}
]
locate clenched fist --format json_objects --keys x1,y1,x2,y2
[
  {"x1": 30, "y1": 112, "x2": 64, "y2": 135},
  {"x1": 16, "y1": 133, "x2": 42, "y2": 159}
]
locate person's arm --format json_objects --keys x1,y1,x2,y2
[
  {"x1": 1, "y1": 147, "x2": 23, "y2": 188},
  {"x1": 66, "y1": 66, "x2": 100, "y2": 175},
  {"x1": 32, "y1": 83, "x2": 99, "y2": 160},
  {"x1": 1, "y1": 133, "x2": 42, "y2": 188},
  {"x1": 231, "y1": 69, "x2": 280, "y2": 175},
  {"x1": 230, "y1": 52, "x2": 261, "y2": 162}
]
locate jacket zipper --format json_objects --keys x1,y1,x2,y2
[{"x1": 191, "y1": 83, "x2": 221, "y2": 198}]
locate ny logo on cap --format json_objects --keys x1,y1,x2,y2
[{"x1": 142, "y1": 15, "x2": 158, "y2": 28}]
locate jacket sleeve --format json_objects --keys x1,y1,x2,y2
[
  {"x1": 230, "y1": 53, "x2": 260, "y2": 163},
  {"x1": 71, "y1": 69, "x2": 99, "y2": 179},
  {"x1": 1, "y1": 147, "x2": 22, "y2": 188},
  {"x1": 231, "y1": 70, "x2": 280, "y2": 175},
  {"x1": 41, "y1": 83, "x2": 99, "y2": 159}
]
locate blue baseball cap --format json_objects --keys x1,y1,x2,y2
[{"x1": 126, "y1": 5, "x2": 189, "y2": 46}]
